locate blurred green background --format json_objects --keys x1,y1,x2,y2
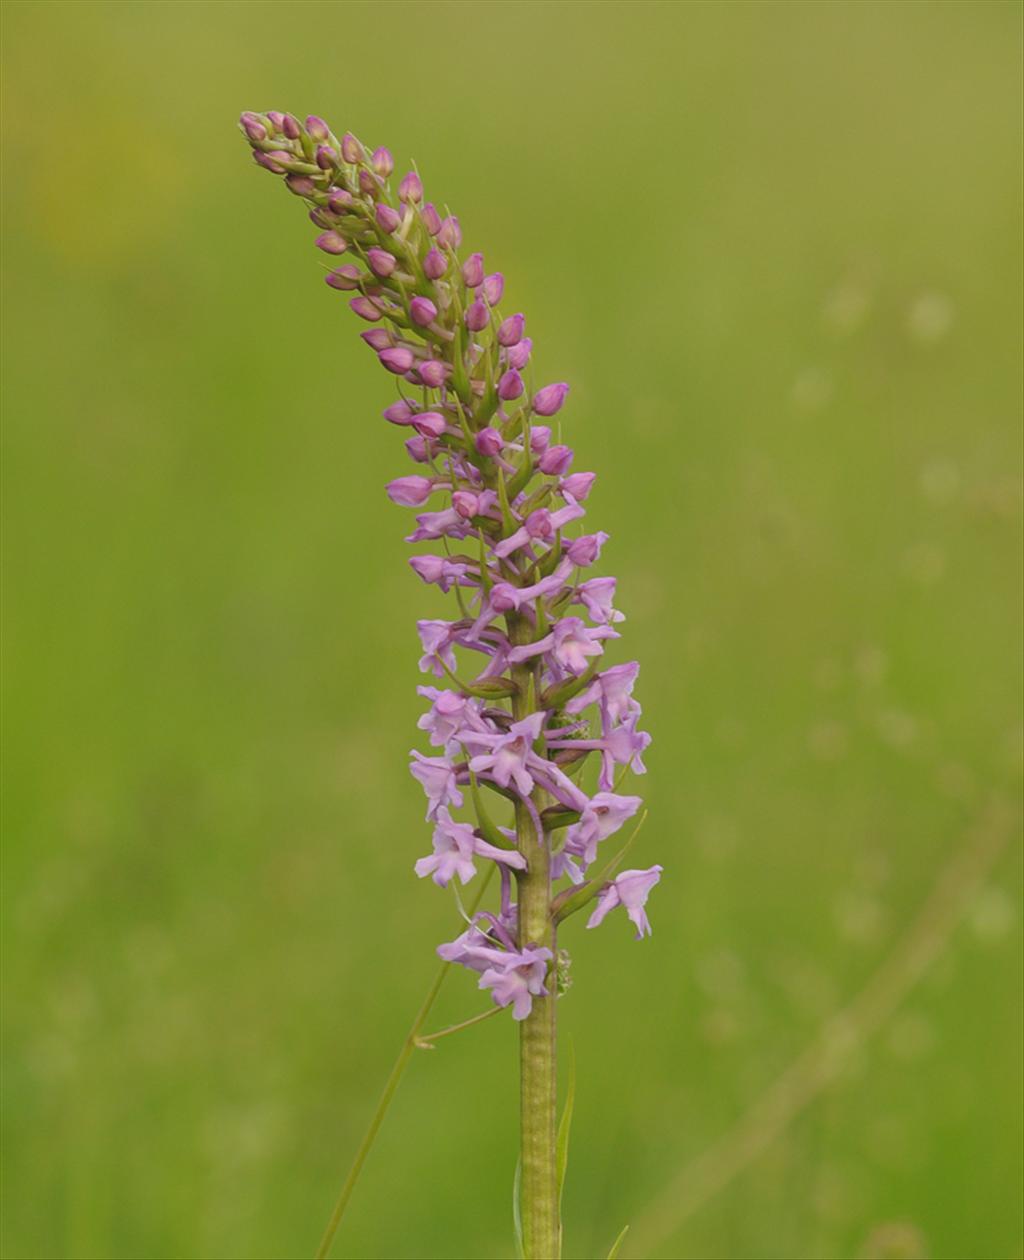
[{"x1": 2, "y1": 2, "x2": 1021, "y2": 1258}]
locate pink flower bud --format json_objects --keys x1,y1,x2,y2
[
  {"x1": 327, "y1": 187, "x2": 353, "y2": 213},
  {"x1": 410, "y1": 296, "x2": 438, "y2": 327},
  {"x1": 368, "y1": 248, "x2": 397, "y2": 277},
  {"x1": 380, "y1": 347, "x2": 415, "y2": 375},
  {"x1": 423, "y1": 248, "x2": 447, "y2": 280},
  {"x1": 405, "y1": 435, "x2": 432, "y2": 462},
  {"x1": 316, "y1": 231, "x2": 348, "y2": 255},
  {"x1": 530, "y1": 425, "x2": 551, "y2": 453},
  {"x1": 286, "y1": 174, "x2": 317, "y2": 196},
  {"x1": 538, "y1": 444, "x2": 573, "y2": 476},
  {"x1": 465, "y1": 300, "x2": 489, "y2": 332},
  {"x1": 453, "y1": 490, "x2": 480, "y2": 519},
  {"x1": 375, "y1": 203, "x2": 401, "y2": 233},
  {"x1": 437, "y1": 215, "x2": 461, "y2": 248},
  {"x1": 497, "y1": 314, "x2": 525, "y2": 347},
  {"x1": 239, "y1": 112, "x2": 267, "y2": 142},
  {"x1": 325, "y1": 264, "x2": 362, "y2": 290},
  {"x1": 253, "y1": 150, "x2": 289, "y2": 173},
  {"x1": 266, "y1": 111, "x2": 286, "y2": 131},
  {"x1": 306, "y1": 115, "x2": 330, "y2": 141},
  {"x1": 358, "y1": 169, "x2": 378, "y2": 194},
  {"x1": 412, "y1": 411, "x2": 447, "y2": 438},
  {"x1": 399, "y1": 171, "x2": 423, "y2": 203},
  {"x1": 316, "y1": 145, "x2": 338, "y2": 170},
  {"x1": 387, "y1": 475, "x2": 434, "y2": 505},
  {"x1": 462, "y1": 253, "x2": 484, "y2": 287},
  {"x1": 475, "y1": 427, "x2": 503, "y2": 457},
  {"x1": 525, "y1": 509, "x2": 553, "y2": 539},
  {"x1": 490, "y1": 583, "x2": 520, "y2": 613},
  {"x1": 506, "y1": 337, "x2": 532, "y2": 370},
  {"x1": 532, "y1": 382, "x2": 569, "y2": 417},
  {"x1": 349, "y1": 296, "x2": 381, "y2": 321},
  {"x1": 565, "y1": 531, "x2": 609, "y2": 567},
  {"x1": 419, "y1": 359, "x2": 447, "y2": 388},
  {"x1": 561, "y1": 472, "x2": 596, "y2": 501},
  {"x1": 421, "y1": 203, "x2": 442, "y2": 235},
  {"x1": 361, "y1": 329, "x2": 392, "y2": 351},
  {"x1": 372, "y1": 146, "x2": 394, "y2": 177},
  {"x1": 498, "y1": 369, "x2": 524, "y2": 401},
  {"x1": 281, "y1": 113, "x2": 301, "y2": 140},
  {"x1": 384, "y1": 400, "x2": 416, "y2": 425},
  {"x1": 341, "y1": 132, "x2": 364, "y2": 163},
  {"x1": 482, "y1": 273, "x2": 504, "y2": 305}
]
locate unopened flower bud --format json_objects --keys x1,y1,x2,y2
[
  {"x1": 368, "y1": 248, "x2": 397, "y2": 277},
  {"x1": 254, "y1": 150, "x2": 289, "y2": 173},
  {"x1": 266, "y1": 111, "x2": 286, "y2": 132},
  {"x1": 316, "y1": 230, "x2": 349, "y2": 255},
  {"x1": 309, "y1": 208, "x2": 332, "y2": 228},
  {"x1": 532, "y1": 382, "x2": 569, "y2": 417},
  {"x1": 525, "y1": 509, "x2": 553, "y2": 539},
  {"x1": 437, "y1": 215, "x2": 461, "y2": 248},
  {"x1": 407, "y1": 296, "x2": 436, "y2": 326},
  {"x1": 325, "y1": 264, "x2": 362, "y2": 290},
  {"x1": 412, "y1": 410, "x2": 447, "y2": 438},
  {"x1": 281, "y1": 113, "x2": 301, "y2": 140},
  {"x1": 565, "y1": 531, "x2": 609, "y2": 567},
  {"x1": 453, "y1": 490, "x2": 480, "y2": 519},
  {"x1": 372, "y1": 146, "x2": 394, "y2": 177},
  {"x1": 286, "y1": 174, "x2": 317, "y2": 196},
  {"x1": 419, "y1": 359, "x2": 447, "y2": 387},
  {"x1": 306, "y1": 115, "x2": 330, "y2": 141},
  {"x1": 497, "y1": 313, "x2": 525, "y2": 346},
  {"x1": 380, "y1": 347, "x2": 415, "y2": 375},
  {"x1": 375, "y1": 203, "x2": 401, "y2": 233},
  {"x1": 405, "y1": 435, "x2": 432, "y2": 462},
  {"x1": 410, "y1": 556, "x2": 446, "y2": 584},
  {"x1": 384, "y1": 400, "x2": 416, "y2": 425},
  {"x1": 561, "y1": 472, "x2": 596, "y2": 500},
  {"x1": 490, "y1": 583, "x2": 519, "y2": 612},
  {"x1": 465, "y1": 300, "x2": 489, "y2": 332},
  {"x1": 506, "y1": 337, "x2": 532, "y2": 370},
  {"x1": 328, "y1": 187, "x2": 353, "y2": 213},
  {"x1": 498, "y1": 369, "x2": 524, "y2": 401},
  {"x1": 475, "y1": 427, "x2": 503, "y2": 457},
  {"x1": 341, "y1": 132, "x2": 364, "y2": 163},
  {"x1": 462, "y1": 253, "x2": 484, "y2": 287},
  {"x1": 358, "y1": 169, "x2": 378, "y2": 194},
  {"x1": 482, "y1": 273, "x2": 504, "y2": 305},
  {"x1": 387, "y1": 475, "x2": 434, "y2": 505},
  {"x1": 419, "y1": 205, "x2": 442, "y2": 238},
  {"x1": 530, "y1": 425, "x2": 551, "y2": 453},
  {"x1": 399, "y1": 171, "x2": 423, "y2": 203},
  {"x1": 316, "y1": 145, "x2": 338, "y2": 170},
  {"x1": 239, "y1": 112, "x2": 267, "y2": 142},
  {"x1": 538, "y1": 444, "x2": 574, "y2": 476},
  {"x1": 423, "y1": 248, "x2": 447, "y2": 280},
  {"x1": 349, "y1": 295, "x2": 381, "y2": 321},
  {"x1": 361, "y1": 329, "x2": 392, "y2": 351}
]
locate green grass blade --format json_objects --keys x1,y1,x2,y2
[{"x1": 606, "y1": 1223, "x2": 630, "y2": 1258}]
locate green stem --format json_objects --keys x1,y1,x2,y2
[
  {"x1": 510, "y1": 615, "x2": 560, "y2": 1260},
  {"x1": 314, "y1": 866, "x2": 495, "y2": 1260}
]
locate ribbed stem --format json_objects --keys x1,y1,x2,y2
[{"x1": 510, "y1": 615, "x2": 559, "y2": 1259}]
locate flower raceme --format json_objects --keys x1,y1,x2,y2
[{"x1": 238, "y1": 109, "x2": 660, "y2": 1022}]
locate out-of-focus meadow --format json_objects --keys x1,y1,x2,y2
[{"x1": 2, "y1": 2, "x2": 1021, "y2": 1258}]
